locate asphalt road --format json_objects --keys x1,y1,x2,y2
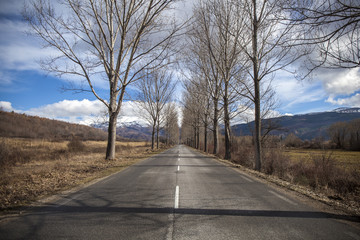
[{"x1": 0, "y1": 145, "x2": 359, "y2": 239}]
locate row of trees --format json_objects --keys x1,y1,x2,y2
[
  {"x1": 181, "y1": 0, "x2": 360, "y2": 171},
  {"x1": 136, "y1": 70, "x2": 178, "y2": 149},
  {"x1": 25, "y1": 0, "x2": 359, "y2": 168},
  {"x1": 328, "y1": 119, "x2": 360, "y2": 150}
]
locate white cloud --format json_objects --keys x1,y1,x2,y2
[
  {"x1": 0, "y1": 101, "x2": 14, "y2": 112},
  {"x1": 23, "y1": 99, "x2": 106, "y2": 125},
  {"x1": 318, "y1": 68, "x2": 360, "y2": 96},
  {"x1": 16, "y1": 99, "x2": 150, "y2": 126},
  {"x1": 273, "y1": 71, "x2": 326, "y2": 110},
  {"x1": 326, "y1": 93, "x2": 360, "y2": 107}
]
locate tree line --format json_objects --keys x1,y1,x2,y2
[
  {"x1": 328, "y1": 119, "x2": 360, "y2": 151},
  {"x1": 24, "y1": 0, "x2": 359, "y2": 169},
  {"x1": 180, "y1": 0, "x2": 359, "y2": 170}
]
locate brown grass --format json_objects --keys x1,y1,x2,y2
[
  {"x1": 283, "y1": 148, "x2": 360, "y2": 171},
  {"x1": 0, "y1": 138, "x2": 159, "y2": 211}
]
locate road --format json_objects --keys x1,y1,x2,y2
[{"x1": 0, "y1": 145, "x2": 359, "y2": 239}]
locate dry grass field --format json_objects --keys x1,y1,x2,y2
[
  {"x1": 0, "y1": 138, "x2": 164, "y2": 211},
  {"x1": 283, "y1": 149, "x2": 360, "y2": 171}
]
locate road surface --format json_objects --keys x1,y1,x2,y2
[{"x1": 0, "y1": 145, "x2": 359, "y2": 239}]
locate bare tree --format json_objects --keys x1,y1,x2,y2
[
  {"x1": 180, "y1": 87, "x2": 202, "y2": 149},
  {"x1": 282, "y1": 0, "x2": 360, "y2": 70},
  {"x1": 136, "y1": 70, "x2": 176, "y2": 150},
  {"x1": 234, "y1": 0, "x2": 302, "y2": 171},
  {"x1": 23, "y1": 0, "x2": 181, "y2": 159},
  {"x1": 185, "y1": 0, "x2": 247, "y2": 158},
  {"x1": 181, "y1": 75, "x2": 212, "y2": 151},
  {"x1": 202, "y1": 0, "x2": 247, "y2": 160},
  {"x1": 163, "y1": 102, "x2": 180, "y2": 145}
]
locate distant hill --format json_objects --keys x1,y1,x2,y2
[
  {"x1": 232, "y1": 108, "x2": 360, "y2": 140},
  {"x1": 116, "y1": 122, "x2": 152, "y2": 141},
  {"x1": 0, "y1": 111, "x2": 107, "y2": 140}
]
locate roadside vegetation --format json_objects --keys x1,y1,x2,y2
[{"x1": 0, "y1": 138, "x2": 167, "y2": 211}]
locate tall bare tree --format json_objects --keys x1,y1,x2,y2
[
  {"x1": 23, "y1": 0, "x2": 181, "y2": 159},
  {"x1": 163, "y1": 102, "x2": 180, "y2": 145},
  {"x1": 136, "y1": 70, "x2": 176, "y2": 149},
  {"x1": 234, "y1": 0, "x2": 302, "y2": 171}
]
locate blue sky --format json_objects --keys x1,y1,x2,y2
[{"x1": 0, "y1": 0, "x2": 359, "y2": 126}]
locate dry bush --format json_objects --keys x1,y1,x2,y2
[
  {"x1": 284, "y1": 133, "x2": 303, "y2": 148},
  {"x1": 67, "y1": 137, "x2": 85, "y2": 152},
  {"x1": 310, "y1": 151, "x2": 335, "y2": 188},
  {"x1": 329, "y1": 170, "x2": 360, "y2": 195},
  {"x1": 286, "y1": 151, "x2": 360, "y2": 196},
  {"x1": 262, "y1": 148, "x2": 290, "y2": 179},
  {"x1": 231, "y1": 136, "x2": 254, "y2": 168},
  {"x1": 0, "y1": 140, "x2": 33, "y2": 171}
]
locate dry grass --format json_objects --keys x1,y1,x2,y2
[
  {"x1": 283, "y1": 149, "x2": 360, "y2": 171},
  {"x1": 0, "y1": 138, "x2": 160, "y2": 211}
]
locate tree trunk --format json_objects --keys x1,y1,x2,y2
[
  {"x1": 213, "y1": 98, "x2": 219, "y2": 155},
  {"x1": 204, "y1": 114, "x2": 208, "y2": 153},
  {"x1": 106, "y1": 112, "x2": 118, "y2": 160},
  {"x1": 254, "y1": 79, "x2": 261, "y2": 171},
  {"x1": 156, "y1": 124, "x2": 160, "y2": 149},
  {"x1": 252, "y1": 0, "x2": 261, "y2": 171},
  {"x1": 151, "y1": 123, "x2": 156, "y2": 150},
  {"x1": 223, "y1": 88, "x2": 231, "y2": 160},
  {"x1": 224, "y1": 111, "x2": 231, "y2": 160}
]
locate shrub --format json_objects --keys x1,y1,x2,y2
[
  {"x1": 262, "y1": 148, "x2": 290, "y2": 179},
  {"x1": 284, "y1": 133, "x2": 303, "y2": 148},
  {"x1": 231, "y1": 137, "x2": 254, "y2": 168},
  {"x1": 310, "y1": 151, "x2": 335, "y2": 188},
  {"x1": 67, "y1": 137, "x2": 85, "y2": 152}
]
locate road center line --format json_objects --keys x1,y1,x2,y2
[
  {"x1": 177, "y1": 165, "x2": 180, "y2": 172},
  {"x1": 269, "y1": 190, "x2": 297, "y2": 206},
  {"x1": 174, "y1": 185, "x2": 179, "y2": 209}
]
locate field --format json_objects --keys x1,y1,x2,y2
[
  {"x1": 0, "y1": 138, "x2": 164, "y2": 211},
  {"x1": 283, "y1": 148, "x2": 360, "y2": 171}
]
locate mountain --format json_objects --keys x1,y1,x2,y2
[
  {"x1": 116, "y1": 122, "x2": 152, "y2": 141},
  {"x1": 231, "y1": 108, "x2": 360, "y2": 140}
]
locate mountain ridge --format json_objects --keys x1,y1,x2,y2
[{"x1": 231, "y1": 107, "x2": 360, "y2": 140}]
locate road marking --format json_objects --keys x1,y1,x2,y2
[
  {"x1": 345, "y1": 231, "x2": 360, "y2": 239},
  {"x1": 269, "y1": 190, "x2": 297, "y2": 206},
  {"x1": 177, "y1": 165, "x2": 180, "y2": 172},
  {"x1": 174, "y1": 185, "x2": 179, "y2": 209},
  {"x1": 56, "y1": 193, "x2": 84, "y2": 207},
  {"x1": 178, "y1": 157, "x2": 180, "y2": 162},
  {"x1": 240, "y1": 175, "x2": 254, "y2": 183}
]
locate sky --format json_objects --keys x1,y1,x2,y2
[{"x1": 0, "y1": 0, "x2": 359, "y2": 127}]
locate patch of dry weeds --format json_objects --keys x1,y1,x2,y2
[{"x1": 0, "y1": 138, "x2": 164, "y2": 211}]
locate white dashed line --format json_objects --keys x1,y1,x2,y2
[
  {"x1": 174, "y1": 186, "x2": 179, "y2": 209},
  {"x1": 177, "y1": 165, "x2": 180, "y2": 172},
  {"x1": 269, "y1": 190, "x2": 297, "y2": 206},
  {"x1": 240, "y1": 175, "x2": 254, "y2": 183}
]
